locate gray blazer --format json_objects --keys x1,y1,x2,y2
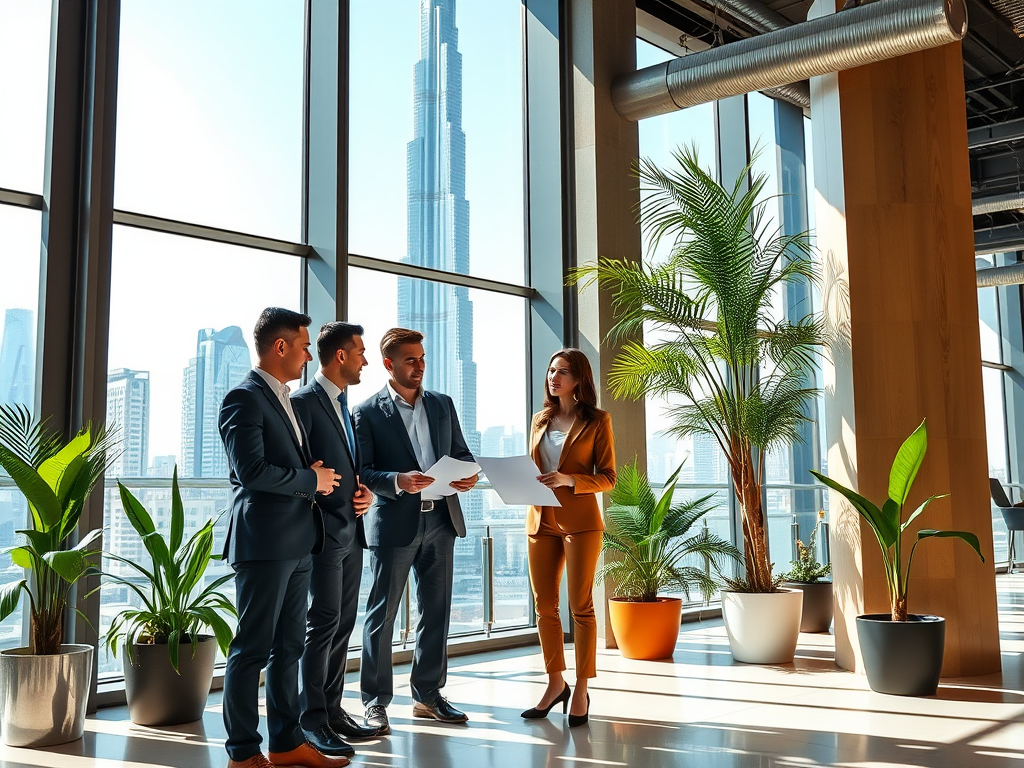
[{"x1": 352, "y1": 387, "x2": 473, "y2": 548}]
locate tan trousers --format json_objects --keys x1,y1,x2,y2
[{"x1": 527, "y1": 509, "x2": 603, "y2": 679}]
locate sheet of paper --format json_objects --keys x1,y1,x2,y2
[
  {"x1": 476, "y1": 455, "x2": 561, "y2": 507},
  {"x1": 419, "y1": 455, "x2": 482, "y2": 497}
]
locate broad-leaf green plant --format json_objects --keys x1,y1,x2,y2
[
  {"x1": 95, "y1": 467, "x2": 236, "y2": 672},
  {"x1": 573, "y1": 145, "x2": 828, "y2": 593},
  {"x1": 0, "y1": 404, "x2": 117, "y2": 654},
  {"x1": 810, "y1": 419, "x2": 984, "y2": 621},
  {"x1": 598, "y1": 460, "x2": 740, "y2": 603}
]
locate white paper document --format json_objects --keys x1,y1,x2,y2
[
  {"x1": 419, "y1": 455, "x2": 482, "y2": 497},
  {"x1": 476, "y1": 455, "x2": 561, "y2": 507}
]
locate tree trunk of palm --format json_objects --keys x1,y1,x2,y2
[
  {"x1": 891, "y1": 594, "x2": 908, "y2": 622},
  {"x1": 733, "y1": 452, "x2": 774, "y2": 593},
  {"x1": 32, "y1": 612, "x2": 63, "y2": 655}
]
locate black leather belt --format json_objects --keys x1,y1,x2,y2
[{"x1": 420, "y1": 500, "x2": 435, "y2": 512}]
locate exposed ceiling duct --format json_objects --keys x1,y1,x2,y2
[
  {"x1": 973, "y1": 191, "x2": 1024, "y2": 216},
  {"x1": 977, "y1": 262, "x2": 1024, "y2": 287},
  {"x1": 613, "y1": 0, "x2": 968, "y2": 121},
  {"x1": 987, "y1": 0, "x2": 1024, "y2": 38}
]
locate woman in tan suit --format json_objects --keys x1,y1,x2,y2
[{"x1": 520, "y1": 348, "x2": 615, "y2": 727}]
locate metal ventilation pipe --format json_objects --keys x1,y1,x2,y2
[
  {"x1": 613, "y1": 0, "x2": 967, "y2": 121},
  {"x1": 973, "y1": 192, "x2": 1024, "y2": 216},
  {"x1": 977, "y1": 263, "x2": 1024, "y2": 287}
]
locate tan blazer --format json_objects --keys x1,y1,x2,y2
[{"x1": 526, "y1": 409, "x2": 616, "y2": 535}]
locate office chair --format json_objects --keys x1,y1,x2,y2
[{"x1": 989, "y1": 478, "x2": 1024, "y2": 574}]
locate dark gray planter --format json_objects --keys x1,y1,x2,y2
[
  {"x1": 856, "y1": 614, "x2": 945, "y2": 696},
  {"x1": 123, "y1": 635, "x2": 217, "y2": 726},
  {"x1": 784, "y1": 581, "x2": 833, "y2": 633}
]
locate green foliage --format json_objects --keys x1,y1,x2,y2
[
  {"x1": 784, "y1": 519, "x2": 831, "y2": 584},
  {"x1": 571, "y1": 146, "x2": 828, "y2": 593},
  {"x1": 92, "y1": 467, "x2": 236, "y2": 673},
  {"x1": 597, "y1": 460, "x2": 740, "y2": 603},
  {"x1": 0, "y1": 404, "x2": 117, "y2": 654},
  {"x1": 810, "y1": 419, "x2": 984, "y2": 621}
]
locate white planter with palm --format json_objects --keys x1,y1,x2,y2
[{"x1": 575, "y1": 147, "x2": 827, "y2": 663}]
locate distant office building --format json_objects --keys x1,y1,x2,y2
[
  {"x1": 148, "y1": 455, "x2": 176, "y2": 478},
  {"x1": 181, "y1": 326, "x2": 250, "y2": 478},
  {"x1": 400, "y1": 0, "x2": 479, "y2": 456},
  {"x1": 0, "y1": 309, "x2": 34, "y2": 408},
  {"x1": 481, "y1": 425, "x2": 525, "y2": 458},
  {"x1": 106, "y1": 368, "x2": 150, "y2": 479}
]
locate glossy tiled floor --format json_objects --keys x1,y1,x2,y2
[{"x1": 3, "y1": 575, "x2": 1023, "y2": 768}]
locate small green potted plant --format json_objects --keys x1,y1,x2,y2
[
  {"x1": 599, "y1": 460, "x2": 740, "y2": 660},
  {"x1": 782, "y1": 514, "x2": 833, "y2": 633},
  {"x1": 810, "y1": 419, "x2": 984, "y2": 695},
  {"x1": 0, "y1": 404, "x2": 116, "y2": 747},
  {"x1": 94, "y1": 467, "x2": 236, "y2": 725}
]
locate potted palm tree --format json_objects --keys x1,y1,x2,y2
[
  {"x1": 782, "y1": 515, "x2": 833, "y2": 633},
  {"x1": 574, "y1": 146, "x2": 828, "y2": 663},
  {"x1": 0, "y1": 404, "x2": 116, "y2": 747},
  {"x1": 810, "y1": 419, "x2": 984, "y2": 695},
  {"x1": 94, "y1": 467, "x2": 236, "y2": 725},
  {"x1": 599, "y1": 460, "x2": 739, "y2": 660}
]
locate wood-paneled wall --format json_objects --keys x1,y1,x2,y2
[{"x1": 825, "y1": 38, "x2": 1002, "y2": 676}]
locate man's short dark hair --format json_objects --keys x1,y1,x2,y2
[
  {"x1": 318, "y1": 321, "x2": 364, "y2": 365},
  {"x1": 380, "y1": 327, "x2": 425, "y2": 361},
  {"x1": 253, "y1": 308, "x2": 312, "y2": 356}
]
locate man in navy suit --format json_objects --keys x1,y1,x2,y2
[
  {"x1": 219, "y1": 308, "x2": 350, "y2": 768},
  {"x1": 352, "y1": 327, "x2": 478, "y2": 734},
  {"x1": 292, "y1": 322, "x2": 382, "y2": 756}
]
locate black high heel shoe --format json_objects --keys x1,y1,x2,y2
[
  {"x1": 567, "y1": 693, "x2": 590, "y2": 727},
  {"x1": 521, "y1": 683, "x2": 571, "y2": 719}
]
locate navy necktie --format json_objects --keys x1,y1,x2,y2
[{"x1": 337, "y1": 390, "x2": 356, "y2": 459}]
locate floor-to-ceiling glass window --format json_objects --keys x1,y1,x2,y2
[
  {"x1": 99, "y1": 0, "x2": 306, "y2": 678},
  {"x1": 636, "y1": 38, "x2": 732, "y2": 597},
  {"x1": 348, "y1": 0, "x2": 532, "y2": 643},
  {"x1": 0, "y1": 0, "x2": 52, "y2": 649}
]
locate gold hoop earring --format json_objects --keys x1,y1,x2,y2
[{"x1": 572, "y1": 393, "x2": 578, "y2": 403}]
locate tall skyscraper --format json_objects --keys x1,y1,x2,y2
[
  {"x1": 0, "y1": 309, "x2": 34, "y2": 408},
  {"x1": 401, "y1": 0, "x2": 479, "y2": 455},
  {"x1": 181, "y1": 326, "x2": 250, "y2": 478},
  {"x1": 106, "y1": 368, "x2": 150, "y2": 478}
]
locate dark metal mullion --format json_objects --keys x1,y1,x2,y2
[
  {"x1": 349, "y1": 253, "x2": 534, "y2": 298},
  {"x1": 112, "y1": 209, "x2": 310, "y2": 257},
  {"x1": 0, "y1": 188, "x2": 44, "y2": 210}
]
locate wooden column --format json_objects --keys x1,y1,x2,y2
[
  {"x1": 811, "y1": 0, "x2": 1001, "y2": 675},
  {"x1": 570, "y1": 0, "x2": 646, "y2": 647}
]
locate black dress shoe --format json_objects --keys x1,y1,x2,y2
[
  {"x1": 521, "y1": 683, "x2": 570, "y2": 719},
  {"x1": 301, "y1": 724, "x2": 355, "y2": 757},
  {"x1": 364, "y1": 704, "x2": 391, "y2": 735},
  {"x1": 330, "y1": 708, "x2": 383, "y2": 740},
  {"x1": 412, "y1": 695, "x2": 468, "y2": 723}
]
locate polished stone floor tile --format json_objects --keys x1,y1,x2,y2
[{"x1": 2, "y1": 573, "x2": 1022, "y2": 768}]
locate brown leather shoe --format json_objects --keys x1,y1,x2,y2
[
  {"x1": 268, "y1": 742, "x2": 350, "y2": 768},
  {"x1": 227, "y1": 755, "x2": 274, "y2": 768}
]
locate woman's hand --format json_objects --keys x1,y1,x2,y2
[{"x1": 537, "y1": 471, "x2": 575, "y2": 489}]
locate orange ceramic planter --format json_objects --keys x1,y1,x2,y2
[{"x1": 608, "y1": 597, "x2": 683, "y2": 660}]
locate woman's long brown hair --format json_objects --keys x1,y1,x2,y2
[{"x1": 538, "y1": 348, "x2": 598, "y2": 425}]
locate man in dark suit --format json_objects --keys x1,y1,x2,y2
[
  {"x1": 292, "y1": 322, "x2": 382, "y2": 756},
  {"x1": 219, "y1": 308, "x2": 350, "y2": 768},
  {"x1": 352, "y1": 327, "x2": 479, "y2": 734}
]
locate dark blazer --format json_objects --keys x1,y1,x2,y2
[
  {"x1": 352, "y1": 387, "x2": 474, "y2": 548},
  {"x1": 219, "y1": 370, "x2": 323, "y2": 564},
  {"x1": 291, "y1": 380, "x2": 366, "y2": 550},
  {"x1": 526, "y1": 409, "x2": 616, "y2": 535}
]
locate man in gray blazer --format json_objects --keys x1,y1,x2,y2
[
  {"x1": 352, "y1": 327, "x2": 478, "y2": 734},
  {"x1": 292, "y1": 322, "x2": 382, "y2": 758},
  {"x1": 219, "y1": 307, "x2": 349, "y2": 768}
]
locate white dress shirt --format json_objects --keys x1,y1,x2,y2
[
  {"x1": 314, "y1": 370, "x2": 345, "y2": 423},
  {"x1": 387, "y1": 382, "x2": 440, "y2": 500},
  {"x1": 539, "y1": 426, "x2": 568, "y2": 474},
  {"x1": 253, "y1": 367, "x2": 302, "y2": 445}
]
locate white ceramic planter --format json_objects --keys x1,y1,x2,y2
[
  {"x1": 0, "y1": 644, "x2": 93, "y2": 747},
  {"x1": 721, "y1": 588, "x2": 803, "y2": 664}
]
